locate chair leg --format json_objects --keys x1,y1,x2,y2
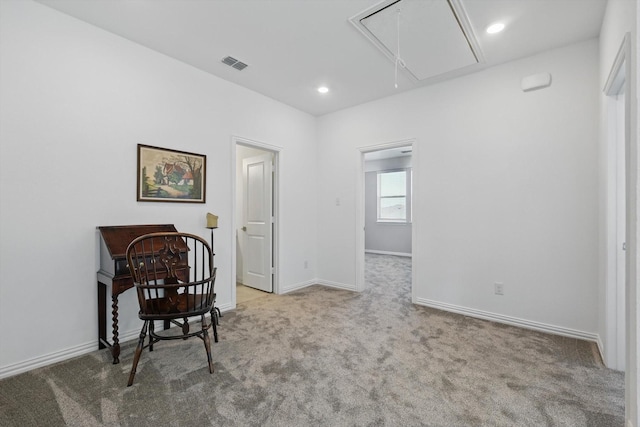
[
  {"x1": 211, "y1": 309, "x2": 219, "y2": 343},
  {"x1": 182, "y1": 318, "x2": 189, "y2": 340},
  {"x1": 202, "y1": 315, "x2": 214, "y2": 374},
  {"x1": 149, "y1": 321, "x2": 155, "y2": 352},
  {"x1": 127, "y1": 320, "x2": 149, "y2": 387}
]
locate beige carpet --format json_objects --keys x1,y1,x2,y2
[
  {"x1": 236, "y1": 283, "x2": 270, "y2": 304},
  {"x1": 0, "y1": 254, "x2": 625, "y2": 426}
]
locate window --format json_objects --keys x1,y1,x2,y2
[{"x1": 377, "y1": 170, "x2": 410, "y2": 222}]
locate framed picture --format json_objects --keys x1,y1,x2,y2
[{"x1": 137, "y1": 144, "x2": 206, "y2": 203}]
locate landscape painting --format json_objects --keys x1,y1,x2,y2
[{"x1": 137, "y1": 144, "x2": 206, "y2": 203}]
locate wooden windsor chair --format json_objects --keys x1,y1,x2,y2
[{"x1": 125, "y1": 232, "x2": 217, "y2": 386}]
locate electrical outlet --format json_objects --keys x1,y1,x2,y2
[{"x1": 494, "y1": 282, "x2": 504, "y2": 295}]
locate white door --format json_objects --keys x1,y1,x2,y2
[{"x1": 242, "y1": 153, "x2": 273, "y2": 292}]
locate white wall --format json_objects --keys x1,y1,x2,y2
[
  {"x1": 318, "y1": 39, "x2": 600, "y2": 336},
  {"x1": 1, "y1": 5, "x2": 635, "y2": 418},
  {"x1": 0, "y1": 0, "x2": 317, "y2": 376}
]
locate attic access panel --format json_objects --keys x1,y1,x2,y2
[{"x1": 350, "y1": 0, "x2": 482, "y2": 82}]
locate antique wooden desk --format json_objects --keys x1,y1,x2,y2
[{"x1": 97, "y1": 224, "x2": 178, "y2": 364}]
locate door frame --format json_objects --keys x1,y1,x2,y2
[
  {"x1": 603, "y1": 32, "x2": 631, "y2": 372},
  {"x1": 355, "y1": 138, "x2": 417, "y2": 302},
  {"x1": 231, "y1": 136, "x2": 280, "y2": 307}
]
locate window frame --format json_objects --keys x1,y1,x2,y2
[{"x1": 376, "y1": 168, "x2": 411, "y2": 223}]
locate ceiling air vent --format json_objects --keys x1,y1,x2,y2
[{"x1": 222, "y1": 56, "x2": 248, "y2": 71}]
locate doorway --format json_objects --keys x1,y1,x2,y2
[
  {"x1": 233, "y1": 138, "x2": 279, "y2": 305},
  {"x1": 357, "y1": 140, "x2": 416, "y2": 301}
]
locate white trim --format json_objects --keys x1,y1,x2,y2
[
  {"x1": 269, "y1": 278, "x2": 357, "y2": 295},
  {"x1": 602, "y1": 31, "x2": 639, "y2": 427},
  {"x1": 233, "y1": 135, "x2": 283, "y2": 153},
  {"x1": 280, "y1": 279, "x2": 318, "y2": 294},
  {"x1": 231, "y1": 136, "x2": 282, "y2": 307},
  {"x1": 216, "y1": 301, "x2": 235, "y2": 312},
  {"x1": 375, "y1": 220, "x2": 411, "y2": 225},
  {"x1": 358, "y1": 139, "x2": 417, "y2": 155},
  {"x1": 356, "y1": 149, "x2": 366, "y2": 292},
  {"x1": 356, "y1": 138, "x2": 417, "y2": 295},
  {"x1": 0, "y1": 295, "x2": 601, "y2": 381},
  {"x1": 602, "y1": 33, "x2": 631, "y2": 373},
  {"x1": 316, "y1": 279, "x2": 358, "y2": 292},
  {"x1": 376, "y1": 169, "x2": 410, "y2": 222},
  {"x1": 116, "y1": 328, "x2": 141, "y2": 344},
  {"x1": 448, "y1": 0, "x2": 485, "y2": 63},
  {"x1": 365, "y1": 249, "x2": 412, "y2": 257},
  {"x1": 595, "y1": 335, "x2": 607, "y2": 366},
  {"x1": 348, "y1": 0, "x2": 484, "y2": 82},
  {"x1": 0, "y1": 341, "x2": 97, "y2": 380},
  {"x1": 0, "y1": 305, "x2": 239, "y2": 379},
  {"x1": 416, "y1": 298, "x2": 601, "y2": 343},
  {"x1": 604, "y1": 33, "x2": 631, "y2": 94}
]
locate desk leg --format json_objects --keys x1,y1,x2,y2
[
  {"x1": 98, "y1": 282, "x2": 107, "y2": 349},
  {"x1": 98, "y1": 281, "x2": 121, "y2": 364},
  {"x1": 112, "y1": 294, "x2": 120, "y2": 364}
]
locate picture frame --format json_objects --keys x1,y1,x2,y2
[{"x1": 137, "y1": 144, "x2": 206, "y2": 203}]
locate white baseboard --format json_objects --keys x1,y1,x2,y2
[
  {"x1": 0, "y1": 306, "x2": 237, "y2": 380},
  {"x1": 316, "y1": 279, "x2": 357, "y2": 292},
  {"x1": 117, "y1": 328, "x2": 142, "y2": 344},
  {"x1": 216, "y1": 301, "x2": 235, "y2": 312},
  {"x1": 595, "y1": 335, "x2": 606, "y2": 365},
  {"x1": 280, "y1": 279, "x2": 317, "y2": 294},
  {"x1": 0, "y1": 340, "x2": 97, "y2": 380},
  {"x1": 2, "y1": 291, "x2": 602, "y2": 382},
  {"x1": 415, "y1": 297, "x2": 600, "y2": 343},
  {"x1": 365, "y1": 250, "x2": 412, "y2": 257}
]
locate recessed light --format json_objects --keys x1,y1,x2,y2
[
  {"x1": 486, "y1": 22, "x2": 505, "y2": 34},
  {"x1": 317, "y1": 86, "x2": 329, "y2": 94}
]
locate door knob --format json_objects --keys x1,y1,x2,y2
[{"x1": 242, "y1": 226, "x2": 247, "y2": 232}]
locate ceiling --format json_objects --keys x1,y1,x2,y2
[{"x1": 35, "y1": 0, "x2": 607, "y2": 117}]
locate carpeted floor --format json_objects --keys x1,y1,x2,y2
[
  {"x1": 236, "y1": 283, "x2": 270, "y2": 304},
  {"x1": 0, "y1": 254, "x2": 625, "y2": 426}
]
